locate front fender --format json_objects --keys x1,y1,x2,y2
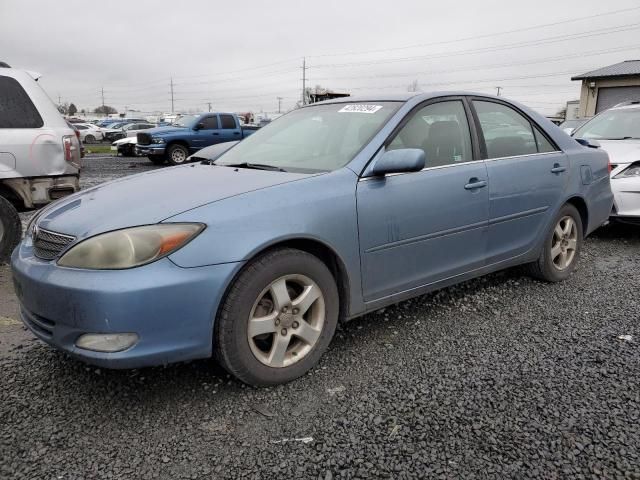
[{"x1": 166, "y1": 168, "x2": 364, "y2": 316}]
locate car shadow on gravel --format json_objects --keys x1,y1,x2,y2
[
  {"x1": 590, "y1": 221, "x2": 640, "y2": 241},
  {"x1": 20, "y1": 266, "x2": 527, "y2": 400}
]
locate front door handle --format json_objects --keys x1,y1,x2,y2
[
  {"x1": 551, "y1": 163, "x2": 566, "y2": 174},
  {"x1": 212, "y1": 132, "x2": 220, "y2": 135},
  {"x1": 464, "y1": 178, "x2": 487, "y2": 190}
]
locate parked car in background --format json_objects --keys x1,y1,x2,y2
[
  {"x1": 135, "y1": 113, "x2": 259, "y2": 165},
  {"x1": 0, "y1": 63, "x2": 81, "y2": 261},
  {"x1": 73, "y1": 123, "x2": 104, "y2": 143},
  {"x1": 96, "y1": 118, "x2": 146, "y2": 128},
  {"x1": 559, "y1": 118, "x2": 589, "y2": 135},
  {"x1": 12, "y1": 93, "x2": 612, "y2": 385},
  {"x1": 122, "y1": 122, "x2": 155, "y2": 137},
  {"x1": 572, "y1": 102, "x2": 640, "y2": 223},
  {"x1": 111, "y1": 136, "x2": 138, "y2": 156}
]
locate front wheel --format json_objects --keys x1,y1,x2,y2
[
  {"x1": 526, "y1": 204, "x2": 583, "y2": 282},
  {"x1": 0, "y1": 196, "x2": 22, "y2": 264},
  {"x1": 215, "y1": 248, "x2": 339, "y2": 386},
  {"x1": 166, "y1": 144, "x2": 189, "y2": 165}
]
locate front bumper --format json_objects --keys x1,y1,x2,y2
[
  {"x1": 611, "y1": 175, "x2": 640, "y2": 219},
  {"x1": 135, "y1": 145, "x2": 166, "y2": 156},
  {"x1": 11, "y1": 242, "x2": 242, "y2": 368},
  {"x1": 2, "y1": 174, "x2": 80, "y2": 208}
]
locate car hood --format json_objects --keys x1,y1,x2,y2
[
  {"x1": 114, "y1": 136, "x2": 137, "y2": 145},
  {"x1": 142, "y1": 126, "x2": 188, "y2": 137},
  {"x1": 596, "y1": 139, "x2": 640, "y2": 165},
  {"x1": 36, "y1": 165, "x2": 312, "y2": 238}
]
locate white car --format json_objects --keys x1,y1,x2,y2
[
  {"x1": 111, "y1": 136, "x2": 137, "y2": 156},
  {"x1": 104, "y1": 122, "x2": 155, "y2": 141},
  {"x1": 572, "y1": 102, "x2": 640, "y2": 223},
  {"x1": 73, "y1": 123, "x2": 104, "y2": 143}
]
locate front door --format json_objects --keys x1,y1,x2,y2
[
  {"x1": 470, "y1": 99, "x2": 569, "y2": 263},
  {"x1": 356, "y1": 99, "x2": 489, "y2": 303},
  {"x1": 192, "y1": 115, "x2": 221, "y2": 151}
]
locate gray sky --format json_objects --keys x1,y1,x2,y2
[{"x1": 2, "y1": 0, "x2": 640, "y2": 116}]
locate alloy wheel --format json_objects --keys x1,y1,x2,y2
[
  {"x1": 551, "y1": 215, "x2": 577, "y2": 270},
  {"x1": 247, "y1": 274, "x2": 325, "y2": 368}
]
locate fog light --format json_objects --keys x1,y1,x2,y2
[{"x1": 75, "y1": 333, "x2": 138, "y2": 352}]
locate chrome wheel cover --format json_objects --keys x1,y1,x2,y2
[{"x1": 247, "y1": 274, "x2": 325, "y2": 368}]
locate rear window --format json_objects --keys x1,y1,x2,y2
[
  {"x1": 220, "y1": 114, "x2": 237, "y2": 129},
  {"x1": 0, "y1": 75, "x2": 44, "y2": 128}
]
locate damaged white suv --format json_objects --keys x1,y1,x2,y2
[{"x1": 0, "y1": 62, "x2": 81, "y2": 261}]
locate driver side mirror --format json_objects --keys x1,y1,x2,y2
[
  {"x1": 371, "y1": 148, "x2": 426, "y2": 176},
  {"x1": 194, "y1": 123, "x2": 205, "y2": 131}
]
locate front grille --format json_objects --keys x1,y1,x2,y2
[
  {"x1": 33, "y1": 228, "x2": 75, "y2": 260},
  {"x1": 137, "y1": 132, "x2": 152, "y2": 145},
  {"x1": 21, "y1": 308, "x2": 55, "y2": 338}
]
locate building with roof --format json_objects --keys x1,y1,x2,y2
[{"x1": 571, "y1": 60, "x2": 640, "y2": 117}]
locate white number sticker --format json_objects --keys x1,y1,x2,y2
[{"x1": 338, "y1": 104, "x2": 383, "y2": 114}]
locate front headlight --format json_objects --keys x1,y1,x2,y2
[
  {"x1": 151, "y1": 137, "x2": 166, "y2": 144},
  {"x1": 58, "y1": 223, "x2": 204, "y2": 269},
  {"x1": 614, "y1": 162, "x2": 640, "y2": 178}
]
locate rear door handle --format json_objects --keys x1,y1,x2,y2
[
  {"x1": 464, "y1": 179, "x2": 487, "y2": 190},
  {"x1": 212, "y1": 132, "x2": 219, "y2": 135},
  {"x1": 551, "y1": 163, "x2": 566, "y2": 173}
]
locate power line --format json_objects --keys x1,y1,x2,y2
[
  {"x1": 312, "y1": 23, "x2": 640, "y2": 69},
  {"x1": 307, "y1": 6, "x2": 640, "y2": 59}
]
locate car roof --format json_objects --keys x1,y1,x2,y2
[
  {"x1": 609, "y1": 103, "x2": 640, "y2": 111},
  {"x1": 306, "y1": 91, "x2": 507, "y2": 106}
]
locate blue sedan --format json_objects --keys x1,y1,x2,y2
[{"x1": 12, "y1": 93, "x2": 613, "y2": 385}]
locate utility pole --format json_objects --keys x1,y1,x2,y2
[
  {"x1": 170, "y1": 77, "x2": 175, "y2": 114},
  {"x1": 101, "y1": 87, "x2": 105, "y2": 116},
  {"x1": 207, "y1": 102, "x2": 212, "y2": 112},
  {"x1": 495, "y1": 86, "x2": 502, "y2": 97},
  {"x1": 301, "y1": 57, "x2": 308, "y2": 106},
  {"x1": 277, "y1": 96, "x2": 283, "y2": 113},
  {"x1": 58, "y1": 94, "x2": 62, "y2": 106}
]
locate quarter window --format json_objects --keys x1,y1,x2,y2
[
  {"x1": 534, "y1": 127, "x2": 556, "y2": 153},
  {"x1": 473, "y1": 101, "x2": 538, "y2": 159},
  {"x1": 220, "y1": 114, "x2": 237, "y2": 129},
  {"x1": 0, "y1": 76, "x2": 44, "y2": 128},
  {"x1": 201, "y1": 116, "x2": 219, "y2": 129},
  {"x1": 388, "y1": 100, "x2": 473, "y2": 168}
]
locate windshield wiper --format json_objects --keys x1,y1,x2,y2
[
  {"x1": 601, "y1": 136, "x2": 639, "y2": 140},
  {"x1": 223, "y1": 162, "x2": 287, "y2": 172}
]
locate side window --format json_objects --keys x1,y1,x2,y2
[
  {"x1": 473, "y1": 101, "x2": 538, "y2": 159},
  {"x1": 0, "y1": 76, "x2": 44, "y2": 128},
  {"x1": 220, "y1": 114, "x2": 237, "y2": 129},
  {"x1": 534, "y1": 127, "x2": 556, "y2": 153},
  {"x1": 201, "y1": 116, "x2": 219, "y2": 129},
  {"x1": 388, "y1": 100, "x2": 473, "y2": 168}
]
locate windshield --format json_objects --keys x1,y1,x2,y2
[
  {"x1": 573, "y1": 108, "x2": 640, "y2": 139},
  {"x1": 215, "y1": 102, "x2": 401, "y2": 173},
  {"x1": 172, "y1": 115, "x2": 199, "y2": 128}
]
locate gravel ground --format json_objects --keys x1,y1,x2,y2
[{"x1": 1, "y1": 154, "x2": 640, "y2": 479}]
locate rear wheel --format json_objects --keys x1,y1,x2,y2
[
  {"x1": 215, "y1": 248, "x2": 339, "y2": 386},
  {"x1": 0, "y1": 196, "x2": 21, "y2": 264},
  {"x1": 148, "y1": 155, "x2": 166, "y2": 165},
  {"x1": 526, "y1": 204, "x2": 583, "y2": 282},
  {"x1": 167, "y1": 144, "x2": 189, "y2": 165},
  {"x1": 84, "y1": 134, "x2": 95, "y2": 144}
]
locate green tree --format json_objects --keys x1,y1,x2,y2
[{"x1": 68, "y1": 103, "x2": 77, "y2": 116}]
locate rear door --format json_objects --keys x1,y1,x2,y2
[
  {"x1": 218, "y1": 114, "x2": 242, "y2": 143},
  {"x1": 0, "y1": 74, "x2": 44, "y2": 175},
  {"x1": 356, "y1": 98, "x2": 489, "y2": 302},
  {"x1": 470, "y1": 98, "x2": 568, "y2": 264}
]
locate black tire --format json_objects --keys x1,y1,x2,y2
[
  {"x1": 166, "y1": 144, "x2": 189, "y2": 166},
  {"x1": 215, "y1": 248, "x2": 339, "y2": 386},
  {"x1": 148, "y1": 155, "x2": 166, "y2": 165},
  {"x1": 84, "y1": 134, "x2": 95, "y2": 144},
  {"x1": 0, "y1": 196, "x2": 22, "y2": 264},
  {"x1": 526, "y1": 204, "x2": 583, "y2": 282}
]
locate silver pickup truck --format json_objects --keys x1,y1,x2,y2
[{"x1": 0, "y1": 63, "x2": 81, "y2": 261}]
